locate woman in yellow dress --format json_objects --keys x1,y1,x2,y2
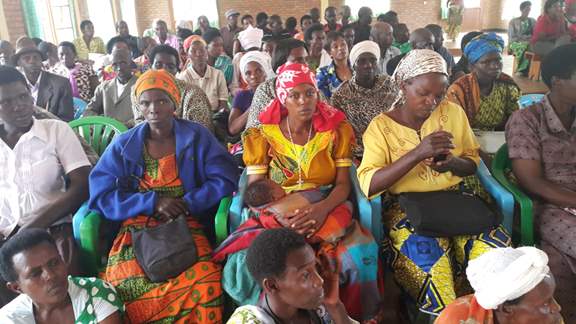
[{"x1": 357, "y1": 50, "x2": 511, "y2": 320}]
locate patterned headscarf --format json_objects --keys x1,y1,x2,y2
[
  {"x1": 464, "y1": 32, "x2": 505, "y2": 65},
  {"x1": 183, "y1": 35, "x2": 206, "y2": 53},
  {"x1": 134, "y1": 69, "x2": 182, "y2": 108},
  {"x1": 259, "y1": 63, "x2": 345, "y2": 132},
  {"x1": 391, "y1": 49, "x2": 448, "y2": 107}
]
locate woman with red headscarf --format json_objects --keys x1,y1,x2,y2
[{"x1": 213, "y1": 63, "x2": 381, "y2": 322}]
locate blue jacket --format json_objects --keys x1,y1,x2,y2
[{"x1": 88, "y1": 119, "x2": 239, "y2": 221}]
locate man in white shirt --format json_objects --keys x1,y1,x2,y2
[
  {"x1": 0, "y1": 65, "x2": 91, "y2": 305},
  {"x1": 84, "y1": 48, "x2": 137, "y2": 127},
  {"x1": 370, "y1": 22, "x2": 401, "y2": 75}
]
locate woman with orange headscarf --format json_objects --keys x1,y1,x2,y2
[{"x1": 88, "y1": 70, "x2": 239, "y2": 323}]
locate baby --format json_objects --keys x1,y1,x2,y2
[{"x1": 244, "y1": 179, "x2": 351, "y2": 243}]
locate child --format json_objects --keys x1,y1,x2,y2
[{"x1": 244, "y1": 179, "x2": 351, "y2": 243}]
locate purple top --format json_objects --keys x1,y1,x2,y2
[{"x1": 232, "y1": 89, "x2": 255, "y2": 113}]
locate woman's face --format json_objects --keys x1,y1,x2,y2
[
  {"x1": 472, "y1": 52, "x2": 503, "y2": 81},
  {"x1": 0, "y1": 81, "x2": 35, "y2": 130},
  {"x1": 270, "y1": 245, "x2": 325, "y2": 310},
  {"x1": 58, "y1": 46, "x2": 76, "y2": 68},
  {"x1": 244, "y1": 61, "x2": 266, "y2": 89},
  {"x1": 309, "y1": 30, "x2": 326, "y2": 55},
  {"x1": 242, "y1": 17, "x2": 254, "y2": 29},
  {"x1": 8, "y1": 242, "x2": 69, "y2": 307},
  {"x1": 152, "y1": 53, "x2": 179, "y2": 75},
  {"x1": 301, "y1": 18, "x2": 313, "y2": 32},
  {"x1": 198, "y1": 16, "x2": 209, "y2": 29},
  {"x1": 329, "y1": 37, "x2": 348, "y2": 62},
  {"x1": 497, "y1": 275, "x2": 562, "y2": 324},
  {"x1": 287, "y1": 46, "x2": 308, "y2": 65},
  {"x1": 82, "y1": 23, "x2": 94, "y2": 38},
  {"x1": 547, "y1": 2, "x2": 564, "y2": 18},
  {"x1": 354, "y1": 53, "x2": 378, "y2": 80},
  {"x1": 402, "y1": 72, "x2": 448, "y2": 120},
  {"x1": 207, "y1": 36, "x2": 224, "y2": 58},
  {"x1": 284, "y1": 83, "x2": 318, "y2": 122},
  {"x1": 138, "y1": 89, "x2": 175, "y2": 125}
]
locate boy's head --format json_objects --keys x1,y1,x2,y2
[{"x1": 245, "y1": 179, "x2": 286, "y2": 208}]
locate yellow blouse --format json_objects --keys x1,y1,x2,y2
[
  {"x1": 357, "y1": 100, "x2": 480, "y2": 198},
  {"x1": 243, "y1": 121, "x2": 354, "y2": 193},
  {"x1": 73, "y1": 37, "x2": 106, "y2": 60}
]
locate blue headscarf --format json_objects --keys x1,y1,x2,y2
[{"x1": 464, "y1": 33, "x2": 505, "y2": 65}]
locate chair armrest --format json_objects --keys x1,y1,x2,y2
[
  {"x1": 476, "y1": 160, "x2": 515, "y2": 235},
  {"x1": 72, "y1": 202, "x2": 90, "y2": 243},
  {"x1": 79, "y1": 211, "x2": 103, "y2": 276},
  {"x1": 492, "y1": 165, "x2": 535, "y2": 246},
  {"x1": 349, "y1": 165, "x2": 383, "y2": 244},
  {"x1": 215, "y1": 196, "x2": 233, "y2": 245},
  {"x1": 229, "y1": 169, "x2": 248, "y2": 231}
]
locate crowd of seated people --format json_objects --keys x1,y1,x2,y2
[{"x1": 0, "y1": 3, "x2": 575, "y2": 323}]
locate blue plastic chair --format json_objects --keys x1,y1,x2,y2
[
  {"x1": 215, "y1": 165, "x2": 383, "y2": 244},
  {"x1": 518, "y1": 94, "x2": 544, "y2": 109},
  {"x1": 72, "y1": 97, "x2": 88, "y2": 120},
  {"x1": 476, "y1": 159, "x2": 515, "y2": 234}
]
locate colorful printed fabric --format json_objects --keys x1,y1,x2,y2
[
  {"x1": 73, "y1": 37, "x2": 106, "y2": 60},
  {"x1": 446, "y1": 72, "x2": 520, "y2": 131},
  {"x1": 464, "y1": 33, "x2": 505, "y2": 65},
  {"x1": 103, "y1": 151, "x2": 223, "y2": 324},
  {"x1": 258, "y1": 63, "x2": 346, "y2": 132},
  {"x1": 134, "y1": 69, "x2": 182, "y2": 108},
  {"x1": 183, "y1": 35, "x2": 206, "y2": 52},
  {"x1": 393, "y1": 41, "x2": 412, "y2": 54},
  {"x1": 213, "y1": 202, "x2": 381, "y2": 321},
  {"x1": 50, "y1": 62, "x2": 96, "y2": 102},
  {"x1": 509, "y1": 41, "x2": 531, "y2": 73},
  {"x1": 72, "y1": 276, "x2": 125, "y2": 323},
  {"x1": 228, "y1": 305, "x2": 349, "y2": 324},
  {"x1": 316, "y1": 61, "x2": 346, "y2": 99},
  {"x1": 214, "y1": 55, "x2": 234, "y2": 84},
  {"x1": 243, "y1": 121, "x2": 354, "y2": 193},
  {"x1": 383, "y1": 194, "x2": 511, "y2": 315}
]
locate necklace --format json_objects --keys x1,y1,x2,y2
[{"x1": 286, "y1": 118, "x2": 313, "y2": 188}]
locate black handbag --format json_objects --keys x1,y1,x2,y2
[
  {"x1": 398, "y1": 190, "x2": 502, "y2": 237},
  {"x1": 131, "y1": 215, "x2": 198, "y2": 283}
]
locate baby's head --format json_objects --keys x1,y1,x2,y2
[{"x1": 245, "y1": 179, "x2": 286, "y2": 208}]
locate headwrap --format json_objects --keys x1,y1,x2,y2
[
  {"x1": 134, "y1": 69, "x2": 182, "y2": 108},
  {"x1": 258, "y1": 63, "x2": 345, "y2": 132},
  {"x1": 183, "y1": 35, "x2": 206, "y2": 53},
  {"x1": 349, "y1": 40, "x2": 380, "y2": 67},
  {"x1": 464, "y1": 32, "x2": 505, "y2": 65},
  {"x1": 239, "y1": 51, "x2": 274, "y2": 81},
  {"x1": 467, "y1": 247, "x2": 550, "y2": 310},
  {"x1": 237, "y1": 25, "x2": 264, "y2": 51},
  {"x1": 391, "y1": 49, "x2": 447, "y2": 107}
]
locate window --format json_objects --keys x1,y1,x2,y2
[
  {"x1": 119, "y1": 0, "x2": 138, "y2": 36},
  {"x1": 49, "y1": 0, "x2": 75, "y2": 43},
  {"x1": 501, "y1": 0, "x2": 542, "y2": 20},
  {"x1": 464, "y1": 0, "x2": 481, "y2": 8},
  {"x1": 86, "y1": 0, "x2": 116, "y2": 42},
  {"x1": 345, "y1": 0, "x2": 390, "y2": 18},
  {"x1": 28, "y1": 0, "x2": 75, "y2": 43},
  {"x1": 172, "y1": 0, "x2": 219, "y2": 29}
]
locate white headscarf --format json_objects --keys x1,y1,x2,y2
[
  {"x1": 349, "y1": 40, "x2": 380, "y2": 67},
  {"x1": 239, "y1": 51, "x2": 274, "y2": 81},
  {"x1": 467, "y1": 247, "x2": 550, "y2": 310},
  {"x1": 238, "y1": 25, "x2": 264, "y2": 51}
]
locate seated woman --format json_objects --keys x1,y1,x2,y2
[
  {"x1": 531, "y1": 0, "x2": 572, "y2": 57},
  {"x1": 508, "y1": 2, "x2": 537, "y2": 74},
  {"x1": 451, "y1": 31, "x2": 483, "y2": 82},
  {"x1": 315, "y1": 31, "x2": 353, "y2": 100},
  {"x1": 447, "y1": 33, "x2": 520, "y2": 132},
  {"x1": 331, "y1": 40, "x2": 397, "y2": 159},
  {"x1": 228, "y1": 51, "x2": 274, "y2": 137},
  {"x1": 0, "y1": 229, "x2": 124, "y2": 323},
  {"x1": 203, "y1": 29, "x2": 234, "y2": 85},
  {"x1": 88, "y1": 69, "x2": 239, "y2": 323},
  {"x1": 436, "y1": 247, "x2": 563, "y2": 324},
  {"x1": 214, "y1": 63, "x2": 381, "y2": 321},
  {"x1": 304, "y1": 24, "x2": 331, "y2": 71},
  {"x1": 227, "y1": 228, "x2": 358, "y2": 324},
  {"x1": 357, "y1": 50, "x2": 511, "y2": 318},
  {"x1": 0, "y1": 66, "x2": 91, "y2": 300},
  {"x1": 505, "y1": 44, "x2": 576, "y2": 322},
  {"x1": 49, "y1": 41, "x2": 99, "y2": 102}
]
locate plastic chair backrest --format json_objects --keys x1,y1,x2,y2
[
  {"x1": 72, "y1": 97, "x2": 88, "y2": 120},
  {"x1": 69, "y1": 116, "x2": 128, "y2": 156},
  {"x1": 518, "y1": 94, "x2": 544, "y2": 109}
]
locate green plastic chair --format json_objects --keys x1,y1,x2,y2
[
  {"x1": 491, "y1": 143, "x2": 535, "y2": 246},
  {"x1": 69, "y1": 116, "x2": 128, "y2": 156}
]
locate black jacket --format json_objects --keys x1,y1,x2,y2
[{"x1": 36, "y1": 71, "x2": 74, "y2": 122}]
